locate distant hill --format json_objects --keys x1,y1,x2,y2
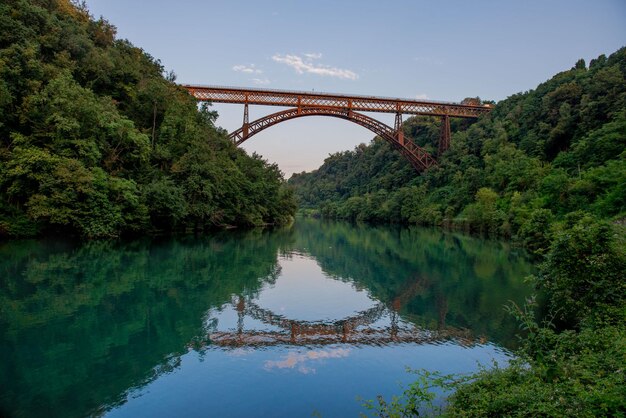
[{"x1": 288, "y1": 47, "x2": 626, "y2": 250}]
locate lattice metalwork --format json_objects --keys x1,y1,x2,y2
[
  {"x1": 229, "y1": 107, "x2": 438, "y2": 172},
  {"x1": 183, "y1": 85, "x2": 492, "y2": 118},
  {"x1": 181, "y1": 84, "x2": 491, "y2": 172}
]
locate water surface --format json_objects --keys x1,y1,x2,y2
[{"x1": 0, "y1": 219, "x2": 536, "y2": 417}]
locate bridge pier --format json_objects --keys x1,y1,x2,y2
[
  {"x1": 439, "y1": 115, "x2": 450, "y2": 156},
  {"x1": 395, "y1": 112, "x2": 404, "y2": 145},
  {"x1": 242, "y1": 103, "x2": 250, "y2": 141}
]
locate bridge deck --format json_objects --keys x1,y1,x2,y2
[{"x1": 183, "y1": 85, "x2": 491, "y2": 118}]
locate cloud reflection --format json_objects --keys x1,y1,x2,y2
[{"x1": 264, "y1": 348, "x2": 351, "y2": 374}]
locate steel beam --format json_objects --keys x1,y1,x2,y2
[{"x1": 183, "y1": 85, "x2": 491, "y2": 119}]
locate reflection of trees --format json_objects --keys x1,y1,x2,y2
[
  {"x1": 0, "y1": 228, "x2": 293, "y2": 418},
  {"x1": 290, "y1": 219, "x2": 537, "y2": 344},
  {"x1": 0, "y1": 220, "x2": 536, "y2": 418}
]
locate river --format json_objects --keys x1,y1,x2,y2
[{"x1": 0, "y1": 219, "x2": 537, "y2": 417}]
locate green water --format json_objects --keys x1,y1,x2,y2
[{"x1": 0, "y1": 219, "x2": 536, "y2": 417}]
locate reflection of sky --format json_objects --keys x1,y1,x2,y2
[
  {"x1": 105, "y1": 249, "x2": 517, "y2": 417},
  {"x1": 254, "y1": 253, "x2": 376, "y2": 322},
  {"x1": 105, "y1": 342, "x2": 512, "y2": 418}
]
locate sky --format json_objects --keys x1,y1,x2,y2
[{"x1": 84, "y1": 0, "x2": 626, "y2": 177}]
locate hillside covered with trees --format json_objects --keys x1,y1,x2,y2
[
  {"x1": 0, "y1": 0, "x2": 296, "y2": 239},
  {"x1": 291, "y1": 49, "x2": 626, "y2": 416},
  {"x1": 289, "y1": 49, "x2": 625, "y2": 254}
]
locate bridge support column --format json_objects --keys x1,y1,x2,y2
[
  {"x1": 395, "y1": 112, "x2": 404, "y2": 145},
  {"x1": 242, "y1": 103, "x2": 250, "y2": 141},
  {"x1": 439, "y1": 115, "x2": 450, "y2": 156}
]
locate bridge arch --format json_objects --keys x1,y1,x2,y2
[
  {"x1": 229, "y1": 106, "x2": 437, "y2": 172},
  {"x1": 184, "y1": 85, "x2": 492, "y2": 173}
]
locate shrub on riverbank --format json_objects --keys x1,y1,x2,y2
[{"x1": 446, "y1": 324, "x2": 625, "y2": 417}]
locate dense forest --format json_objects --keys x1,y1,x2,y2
[
  {"x1": 291, "y1": 51, "x2": 626, "y2": 415},
  {"x1": 0, "y1": 0, "x2": 296, "y2": 239},
  {"x1": 289, "y1": 49, "x2": 625, "y2": 254}
]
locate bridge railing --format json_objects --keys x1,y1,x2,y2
[{"x1": 181, "y1": 83, "x2": 483, "y2": 107}]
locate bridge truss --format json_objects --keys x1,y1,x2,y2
[{"x1": 182, "y1": 85, "x2": 491, "y2": 172}]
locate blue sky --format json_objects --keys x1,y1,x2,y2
[{"x1": 85, "y1": 0, "x2": 625, "y2": 176}]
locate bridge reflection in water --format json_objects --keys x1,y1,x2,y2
[{"x1": 203, "y1": 294, "x2": 478, "y2": 349}]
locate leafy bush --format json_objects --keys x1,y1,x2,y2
[
  {"x1": 446, "y1": 325, "x2": 626, "y2": 417},
  {"x1": 535, "y1": 213, "x2": 626, "y2": 325}
]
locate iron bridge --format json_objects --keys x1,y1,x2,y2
[{"x1": 182, "y1": 85, "x2": 492, "y2": 172}]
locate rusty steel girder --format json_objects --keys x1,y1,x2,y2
[
  {"x1": 229, "y1": 106, "x2": 438, "y2": 172},
  {"x1": 183, "y1": 85, "x2": 491, "y2": 118},
  {"x1": 439, "y1": 114, "x2": 451, "y2": 156},
  {"x1": 181, "y1": 84, "x2": 491, "y2": 172}
]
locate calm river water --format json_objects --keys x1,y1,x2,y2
[{"x1": 0, "y1": 219, "x2": 536, "y2": 417}]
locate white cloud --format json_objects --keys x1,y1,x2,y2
[
  {"x1": 415, "y1": 93, "x2": 429, "y2": 100},
  {"x1": 303, "y1": 52, "x2": 322, "y2": 60},
  {"x1": 272, "y1": 54, "x2": 358, "y2": 80},
  {"x1": 252, "y1": 78, "x2": 270, "y2": 85},
  {"x1": 233, "y1": 64, "x2": 262, "y2": 74}
]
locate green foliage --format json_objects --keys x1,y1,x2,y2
[
  {"x1": 516, "y1": 208, "x2": 554, "y2": 255},
  {"x1": 445, "y1": 301, "x2": 626, "y2": 417},
  {"x1": 0, "y1": 0, "x2": 295, "y2": 238},
  {"x1": 459, "y1": 187, "x2": 504, "y2": 234},
  {"x1": 534, "y1": 213, "x2": 626, "y2": 326},
  {"x1": 361, "y1": 369, "x2": 463, "y2": 417},
  {"x1": 288, "y1": 48, "x2": 626, "y2": 246},
  {"x1": 446, "y1": 325, "x2": 626, "y2": 417}
]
